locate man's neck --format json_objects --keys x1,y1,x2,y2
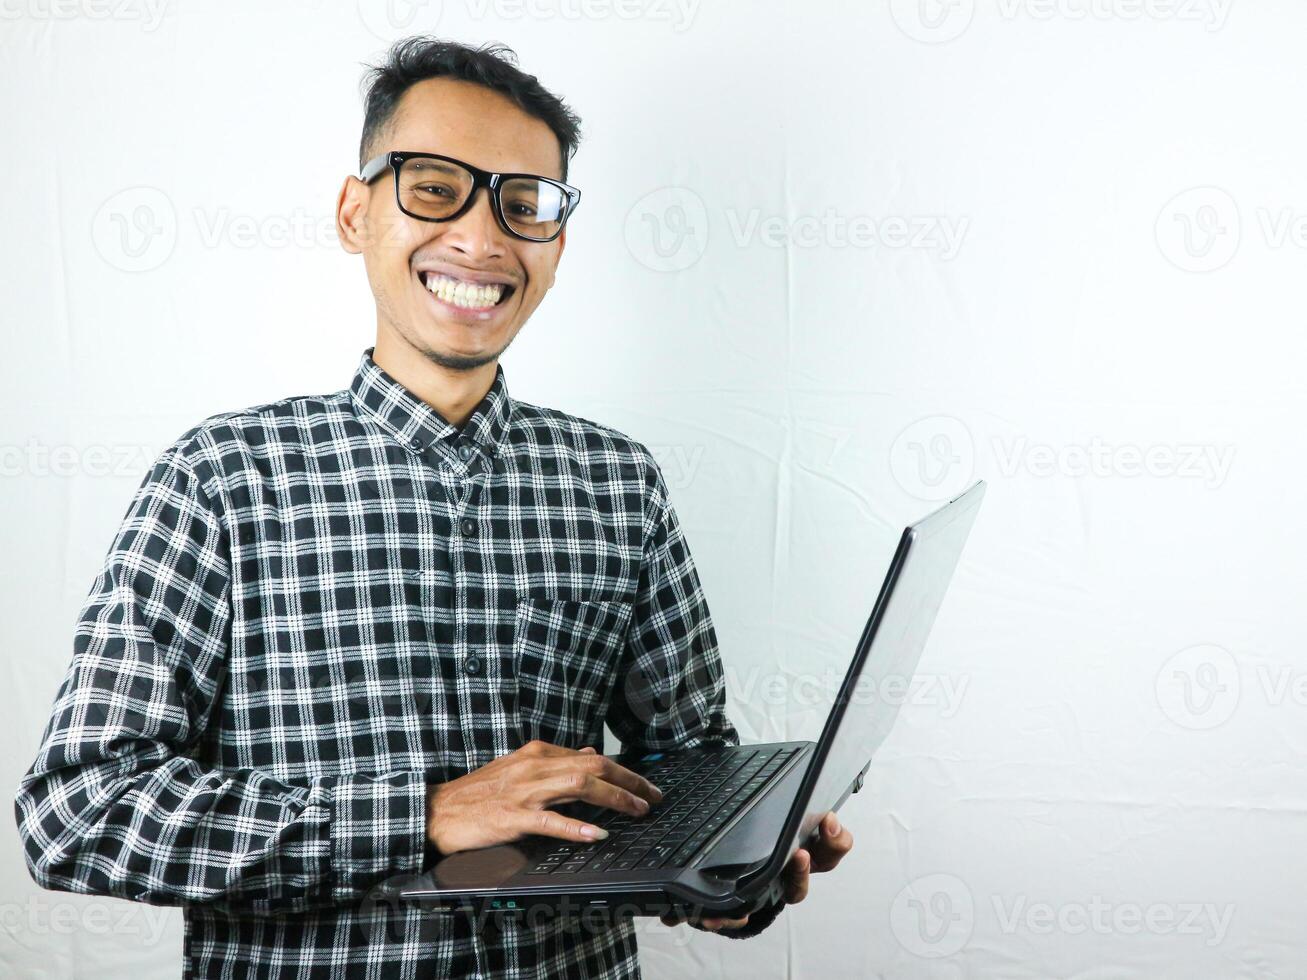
[{"x1": 372, "y1": 332, "x2": 496, "y2": 430}]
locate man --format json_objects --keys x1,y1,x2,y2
[{"x1": 14, "y1": 37, "x2": 852, "y2": 978}]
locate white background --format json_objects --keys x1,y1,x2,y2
[{"x1": 3, "y1": 1, "x2": 1302, "y2": 977}]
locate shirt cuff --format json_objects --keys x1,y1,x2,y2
[
  {"x1": 329, "y1": 770, "x2": 429, "y2": 904},
  {"x1": 710, "y1": 892, "x2": 787, "y2": 939}
]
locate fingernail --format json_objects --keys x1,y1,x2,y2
[
  {"x1": 635, "y1": 797, "x2": 650, "y2": 812},
  {"x1": 581, "y1": 825, "x2": 608, "y2": 839},
  {"x1": 829, "y1": 815, "x2": 841, "y2": 834}
]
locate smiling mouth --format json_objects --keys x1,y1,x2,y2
[{"x1": 419, "y1": 270, "x2": 516, "y2": 311}]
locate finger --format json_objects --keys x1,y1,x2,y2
[
  {"x1": 699, "y1": 916, "x2": 749, "y2": 930},
  {"x1": 518, "y1": 807, "x2": 610, "y2": 843},
  {"x1": 811, "y1": 814, "x2": 854, "y2": 872},
  {"x1": 548, "y1": 754, "x2": 662, "y2": 805},
  {"x1": 537, "y1": 769, "x2": 653, "y2": 817},
  {"x1": 784, "y1": 848, "x2": 811, "y2": 904},
  {"x1": 579, "y1": 746, "x2": 597, "y2": 754},
  {"x1": 586, "y1": 754, "x2": 664, "y2": 804}
]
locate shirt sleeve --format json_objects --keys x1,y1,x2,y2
[
  {"x1": 605, "y1": 453, "x2": 739, "y2": 753},
  {"x1": 606, "y1": 452, "x2": 786, "y2": 939},
  {"x1": 12, "y1": 445, "x2": 429, "y2": 915}
]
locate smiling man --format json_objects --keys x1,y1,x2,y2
[{"x1": 14, "y1": 37, "x2": 851, "y2": 979}]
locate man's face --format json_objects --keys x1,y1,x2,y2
[{"x1": 339, "y1": 77, "x2": 567, "y2": 371}]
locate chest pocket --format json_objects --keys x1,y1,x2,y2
[{"x1": 512, "y1": 598, "x2": 634, "y2": 749}]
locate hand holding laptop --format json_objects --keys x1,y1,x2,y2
[
  {"x1": 659, "y1": 810, "x2": 854, "y2": 931},
  {"x1": 425, "y1": 740, "x2": 665, "y2": 856}
]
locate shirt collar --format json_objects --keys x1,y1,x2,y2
[{"x1": 348, "y1": 347, "x2": 514, "y2": 458}]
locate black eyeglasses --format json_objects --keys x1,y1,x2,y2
[{"x1": 359, "y1": 150, "x2": 580, "y2": 243}]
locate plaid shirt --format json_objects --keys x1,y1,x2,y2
[{"x1": 14, "y1": 349, "x2": 783, "y2": 979}]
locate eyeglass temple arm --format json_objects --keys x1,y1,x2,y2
[{"x1": 359, "y1": 153, "x2": 392, "y2": 183}]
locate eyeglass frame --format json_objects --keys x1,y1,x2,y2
[{"x1": 358, "y1": 150, "x2": 581, "y2": 243}]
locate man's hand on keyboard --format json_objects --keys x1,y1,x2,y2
[
  {"x1": 426, "y1": 741, "x2": 664, "y2": 856},
  {"x1": 659, "y1": 811, "x2": 855, "y2": 933}
]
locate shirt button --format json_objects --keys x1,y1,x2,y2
[
  {"x1": 458, "y1": 444, "x2": 474, "y2": 461},
  {"x1": 459, "y1": 517, "x2": 477, "y2": 536},
  {"x1": 409, "y1": 438, "x2": 423, "y2": 452},
  {"x1": 464, "y1": 656, "x2": 482, "y2": 676}
]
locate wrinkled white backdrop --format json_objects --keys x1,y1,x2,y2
[{"x1": 4, "y1": 1, "x2": 1303, "y2": 977}]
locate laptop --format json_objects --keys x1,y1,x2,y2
[{"x1": 390, "y1": 480, "x2": 986, "y2": 922}]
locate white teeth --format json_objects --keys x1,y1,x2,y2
[{"x1": 423, "y1": 272, "x2": 507, "y2": 309}]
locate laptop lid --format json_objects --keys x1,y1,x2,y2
[{"x1": 754, "y1": 480, "x2": 985, "y2": 882}]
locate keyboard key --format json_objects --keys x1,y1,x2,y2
[
  {"x1": 584, "y1": 852, "x2": 619, "y2": 872},
  {"x1": 669, "y1": 843, "x2": 698, "y2": 865}
]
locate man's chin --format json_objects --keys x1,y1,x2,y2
[
  {"x1": 421, "y1": 347, "x2": 500, "y2": 371},
  {"x1": 416, "y1": 327, "x2": 516, "y2": 371}
]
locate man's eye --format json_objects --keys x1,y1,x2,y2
[
  {"x1": 507, "y1": 202, "x2": 538, "y2": 217},
  {"x1": 415, "y1": 184, "x2": 455, "y2": 198}
]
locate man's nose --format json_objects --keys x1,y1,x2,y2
[{"x1": 439, "y1": 186, "x2": 509, "y2": 260}]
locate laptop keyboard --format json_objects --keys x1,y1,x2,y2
[{"x1": 526, "y1": 746, "x2": 798, "y2": 876}]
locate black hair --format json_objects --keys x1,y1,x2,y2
[{"x1": 358, "y1": 36, "x2": 583, "y2": 181}]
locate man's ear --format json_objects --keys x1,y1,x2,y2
[{"x1": 336, "y1": 176, "x2": 370, "y2": 255}]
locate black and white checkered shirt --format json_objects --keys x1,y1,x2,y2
[{"x1": 14, "y1": 348, "x2": 783, "y2": 978}]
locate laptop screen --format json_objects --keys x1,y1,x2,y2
[{"x1": 777, "y1": 481, "x2": 985, "y2": 865}]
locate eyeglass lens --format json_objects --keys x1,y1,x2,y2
[{"x1": 397, "y1": 157, "x2": 568, "y2": 240}]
